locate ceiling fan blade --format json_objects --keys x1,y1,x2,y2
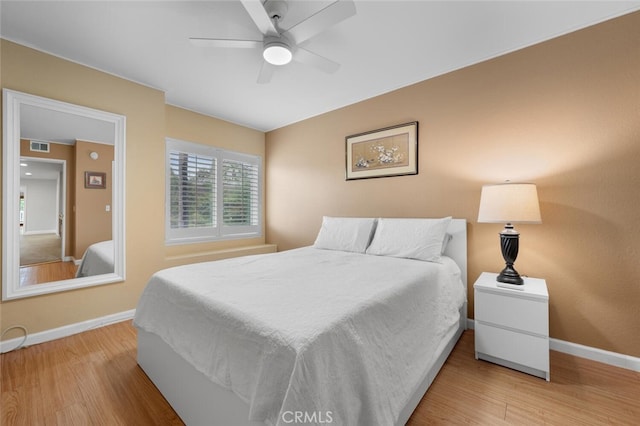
[
  {"x1": 240, "y1": 0, "x2": 278, "y2": 36},
  {"x1": 257, "y1": 61, "x2": 275, "y2": 84},
  {"x1": 294, "y1": 48, "x2": 340, "y2": 74},
  {"x1": 284, "y1": 0, "x2": 356, "y2": 44},
  {"x1": 189, "y1": 38, "x2": 262, "y2": 49}
]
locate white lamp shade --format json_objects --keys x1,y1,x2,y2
[
  {"x1": 263, "y1": 42, "x2": 292, "y2": 66},
  {"x1": 478, "y1": 183, "x2": 542, "y2": 224}
]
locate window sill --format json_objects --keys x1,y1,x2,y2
[{"x1": 164, "y1": 243, "x2": 277, "y2": 265}]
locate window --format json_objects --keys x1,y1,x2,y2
[{"x1": 166, "y1": 138, "x2": 262, "y2": 244}]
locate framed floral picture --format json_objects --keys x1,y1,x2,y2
[
  {"x1": 85, "y1": 171, "x2": 106, "y2": 189},
  {"x1": 345, "y1": 121, "x2": 418, "y2": 180}
]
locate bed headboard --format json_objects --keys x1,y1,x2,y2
[{"x1": 443, "y1": 219, "x2": 467, "y2": 289}]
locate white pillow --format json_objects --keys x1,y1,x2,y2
[
  {"x1": 441, "y1": 233, "x2": 453, "y2": 254},
  {"x1": 313, "y1": 217, "x2": 377, "y2": 253},
  {"x1": 366, "y1": 217, "x2": 452, "y2": 262}
]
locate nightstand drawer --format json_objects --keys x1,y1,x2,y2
[
  {"x1": 475, "y1": 290, "x2": 548, "y2": 336},
  {"x1": 475, "y1": 322, "x2": 549, "y2": 372}
]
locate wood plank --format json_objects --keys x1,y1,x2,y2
[
  {"x1": 409, "y1": 331, "x2": 640, "y2": 424},
  {"x1": 19, "y1": 261, "x2": 77, "y2": 286},
  {"x1": 2, "y1": 323, "x2": 639, "y2": 424},
  {"x1": 1, "y1": 321, "x2": 182, "y2": 425}
]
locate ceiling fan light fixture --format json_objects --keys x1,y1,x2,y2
[{"x1": 263, "y1": 40, "x2": 292, "y2": 66}]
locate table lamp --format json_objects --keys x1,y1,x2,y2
[{"x1": 478, "y1": 182, "x2": 542, "y2": 286}]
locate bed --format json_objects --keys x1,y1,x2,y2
[
  {"x1": 134, "y1": 217, "x2": 467, "y2": 426},
  {"x1": 75, "y1": 240, "x2": 114, "y2": 277}
]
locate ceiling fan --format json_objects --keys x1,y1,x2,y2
[{"x1": 190, "y1": 0, "x2": 356, "y2": 84}]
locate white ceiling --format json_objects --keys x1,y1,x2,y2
[
  {"x1": 19, "y1": 104, "x2": 114, "y2": 181},
  {"x1": 21, "y1": 104, "x2": 116, "y2": 145},
  {"x1": 2, "y1": 1, "x2": 640, "y2": 132},
  {"x1": 20, "y1": 157, "x2": 63, "y2": 181}
]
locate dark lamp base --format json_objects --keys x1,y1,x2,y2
[
  {"x1": 497, "y1": 266, "x2": 524, "y2": 285},
  {"x1": 498, "y1": 227, "x2": 524, "y2": 285}
]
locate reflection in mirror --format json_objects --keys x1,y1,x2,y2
[{"x1": 3, "y1": 89, "x2": 125, "y2": 300}]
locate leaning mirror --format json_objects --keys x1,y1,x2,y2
[{"x1": 2, "y1": 89, "x2": 125, "y2": 300}]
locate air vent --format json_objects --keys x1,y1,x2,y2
[{"x1": 30, "y1": 140, "x2": 50, "y2": 153}]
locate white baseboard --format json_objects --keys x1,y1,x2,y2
[
  {"x1": 466, "y1": 318, "x2": 476, "y2": 330},
  {"x1": 23, "y1": 229, "x2": 58, "y2": 236},
  {"x1": 549, "y1": 338, "x2": 640, "y2": 372},
  {"x1": 0, "y1": 309, "x2": 135, "y2": 353},
  {"x1": 466, "y1": 319, "x2": 639, "y2": 373}
]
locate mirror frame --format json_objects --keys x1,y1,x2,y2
[{"x1": 2, "y1": 89, "x2": 126, "y2": 300}]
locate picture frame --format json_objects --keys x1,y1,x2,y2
[
  {"x1": 84, "y1": 171, "x2": 106, "y2": 189},
  {"x1": 345, "y1": 121, "x2": 418, "y2": 180}
]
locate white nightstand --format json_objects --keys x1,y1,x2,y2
[{"x1": 474, "y1": 272, "x2": 550, "y2": 381}]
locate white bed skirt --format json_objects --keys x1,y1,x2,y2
[{"x1": 137, "y1": 302, "x2": 467, "y2": 426}]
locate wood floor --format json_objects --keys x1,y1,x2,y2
[
  {"x1": 1, "y1": 322, "x2": 638, "y2": 425},
  {"x1": 408, "y1": 332, "x2": 640, "y2": 425},
  {"x1": 1, "y1": 321, "x2": 181, "y2": 426},
  {"x1": 19, "y1": 261, "x2": 78, "y2": 286}
]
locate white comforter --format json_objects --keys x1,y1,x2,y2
[
  {"x1": 134, "y1": 247, "x2": 465, "y2": 426},
  {"x1": 76, "y1": 240, "x2": 114, "y2": 277}
]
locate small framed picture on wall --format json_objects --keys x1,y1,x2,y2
[{"x1": 85, "y1": 171, "x2": 106, "y2": 189}]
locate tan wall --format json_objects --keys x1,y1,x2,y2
[
  {"x1": 265, "y1": 12, "x2": 640, "y2": 357},
  {"x1": 74, "y1": 140, "x2": 114, "y2": 259},
  {"x1": 1, "y1": 40, "x2": 266, "y2": 338},
  {"x1": 20, "y1": 139, "x2": 75, "y2": 256}
]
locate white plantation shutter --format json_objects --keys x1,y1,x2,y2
[
  {"x1": 221, "y1": 152, "x2": 261, "y2": 236},
  {"x1": 169, "y1": 151, "x2": 217, "y2": 228},
  {"x1": 165, "y1": 138, "x2": 261, "y2": 244}
]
